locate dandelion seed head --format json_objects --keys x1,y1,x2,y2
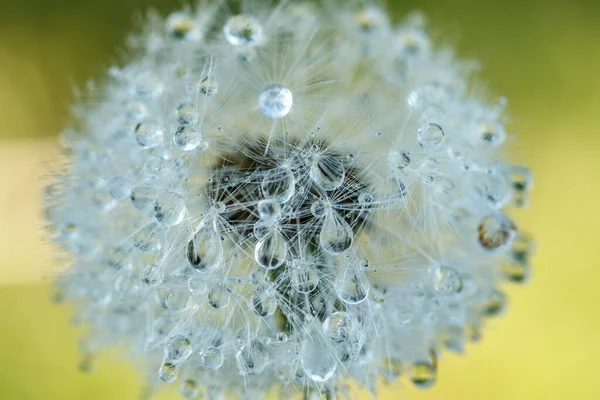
[{"x1": 47, "y1": 1, "x2": 534, "y2": 399}]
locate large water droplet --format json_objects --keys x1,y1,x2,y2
[
  {"x1": 291, "y1": 264, "x2": 319, "y2": 294},
  {"x1": 472, "y1": 170, "x2": 510, "y2": 209},
  {"x1": 224, "y1": 15, "x2": 264, "y2": 47},
  {"x1": 130, "y1": 185, "x2": 156, "y2": 211},
  {"x1": 133, "y1": 223, "x2": 161, "y2": 253},
  {"x1": 173, "y1": 125, "x2": 205, "y2": 151},
  {"x1": 135, "y1": 121, "x2": 164, "y2": 149},
  {"x1": 251, "y1": 286, "x2": 278, "y2": 317},
  {"x1": 258, "y1": 84, "x2": 293, "y2": 119},
  {"x1": 155, "y1": 192, "x2": 187, "y2": 226},
  {"x1": 180, "y1": 378, "x2": 200, "y2": 399},
  {"x1": 261, "y1": 166, "x2": 295, "y2": 203},
  {"x1": 188, "y1": 276, "x2": 207, "y2": 295},
  {"x1": 257, "y1": 199, "x2": 282, "y2": 221},
  {"x1": 202, "y1": 347, "x2": 224, "y2": 370},
  {"x1": 208, "y1": 286, "x2": 230, "y2": 309},
  {"x1": 255, "y1": 230, "x2": 288, "y2": 270},
  {"x1": 199, "y1": 77, "x2": 218, "y2": 96},
  {"x1": 142, "y1": 264, "x2": 164, "y2": 286},
  {"x1": 159, "y1": 362, "x2": 178, "y2": 382},
  {"x1": 310, "y1": 155, "x2": 345, "y2": 191},
  {"x1": 187, "y1": 226, "x2": 223, "y2": 272},
  {"x1": 417, "y1": 123, "x2": 444, "y2": 150},
  {"x1": 300, "y1": 331, "x2": 337, "y2": 382},
  {"x1": 319, "y1": 211, "x2": 353, "y2": 255},
  {"x1": 334, "y1": 266, "x2": 370, "y2": 304},
  {"x1": 166, "y1": 335, "x2": 192, "y2": 362},
  {"x1": 323, "y1": 311, "x2": 356, "y2": 342},
  {"x1": 411, "y1": 360, "x2": 436, "y2": 389},
  {"x1": 432, "y1": 266, "x2": 462, "y2": 295},
  {"x1": 478, "y1": 213, "x2": 516, "y2": 250},
  {"x1": 236, "y1": 338, "x2": 270, "y2": 375},
  {"x1": 108, "y1": 176, "x2": 132, "y2": 200}
]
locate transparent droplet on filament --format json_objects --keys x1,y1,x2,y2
[
  {"x1": 236, "y1": 338, "x2": 270, "y2": 375},
  {"x1": 255, "y1": 230, "x2": 288, "y2": 270},
  {"x1": 208, "y1": 286, "x2": 229, "y2": 309},
  {"x1": 432, "y1": 266, "x2": 462, "y2": 295},
  {"x1": 258, "y1": 84, "x2": 293, "y2": 119},
  {"x1": 166, "y1": 335, "x2": 192, "y2": 362},
  {"x1": 173, "y1": 125, "x2": 204, "y2": 151},
  {"x1": 323, "y1": 311, "x2": 356, "y2": 342},
  {"x1": 133, "y1": 223, "x2": 161, "y2": 253},
  {"x1": 334, "y1": 266, "x2": 370, "y2": 304},
  {"x1": 154, "y1": 192, "x2": 187, "y2": 226},
  {"x1": 319, "y1": 211, "x2": 353, "y2": 255},
  {"x1": 202, "y1": 347, "x2": 224, "y2": 370},
  {"x1": 251, "y1": 286, "x2": 278, "y2": 317},
  {"x1": 224, "y1": 15, "x2": 264, "y2": 47},
  {"x1": 187, "y1": 226, "x2": 223, "y2": 272},
  {"x1": 411, "y1": 360, "x2": 436, "y2": 389},
  {"x1": 417, "y1": 123, "x2": 444, "y2": 150},
  {"x1": 108, "y1": 176, "x2": 132, "y2": 200},
  {"x1": 291, "y1": 264, "x2": 319, "y2": 294},
  {"x1": 135, "y1": 121, "x2": 164, "y2": 149},
  {"x1": 188, "y1": 276, "x2": 207, "y2": 295},
  {"x1": 257, "y1": 199, "x2": 282, "y2": 221},
  {"x1": 130, "y1": 185, "x2": 156, "y2": 211},
  {"x1": 159, "y1": 362, "x2": 178, "y2": 382},
  {"x1": 300, "y1": 330, "x2": 337, "y2": 382},
  {"x1": 261, "y1": 166, "x2": 295, "y2": 203},
  {"x1": 478, "y1": 213, "x2": 516, "y2": 250},
  {"x1": 310, "y1": 155, "x2": 345, "y2": 191},
  {"x1": 142, "y1": 264, "x2": 164, "y2": 286},
  {"x1": 199, "y1": 77, "x2": 218, "y2": 96}
]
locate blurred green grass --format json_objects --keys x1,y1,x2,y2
[{"x1": 1, "y1": 0, "x2": 599, "y2": 399}]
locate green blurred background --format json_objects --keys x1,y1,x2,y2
[{"x1": 1, "y1": 0, "x2": 599, "y2": 399}]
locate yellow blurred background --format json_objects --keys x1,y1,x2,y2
[{"x1": 1, "y1": 0, "x2": 599, "y2": 399}]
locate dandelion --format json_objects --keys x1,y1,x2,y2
[{"x1": 46, "y1": 1, "x2": 534, "y2": 399}]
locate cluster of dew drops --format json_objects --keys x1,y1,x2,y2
[{"x1": 46, "y1": 2, "x2": 534, "y2": 400}]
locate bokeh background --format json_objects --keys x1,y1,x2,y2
[{"x1": 1, "y1": 0, "x2": 599, "y2": 399}]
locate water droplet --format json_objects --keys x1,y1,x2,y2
[
  {"x1": 479, "y1": 121, "x2": 506, "y2": 147},
  {"x1": 417, "y1": 123, "x2": 444, "y2": 150},
  {"x1": 319, "y1": 211, "x2": 353, "y2": 255},
  {"x1": 300, "y1": 331, "x2": 337, "y2": 382},
  {"x1": 472, "y1": 170, "x2": 510, "y2": 209},
  {"x1": 261, "y1": 166, "x2": 295, "y2": 203},
  {"x1": 166, "y1": 335, "x2": 192, "y2": 362},
  {"x1": 507, "y1": 165, "x2": 533, "y2": 207},
  {"x1": 199, "y1": 77, "x2": 218, "y2": 96},
  {"x1": 188, "y1": 276, "x2": 207, "y2": 295},
  {"x1": 251, "y1": 286, "x2": 278, "y2": 317},
  {"x1": 177, "y1": 102, "x2": 195, "y2": 124},
  {"x1": 133, "y1": 223, "x2": 161, "y2": 253},
  {"x1": 257, "y1": 199, "x2": 282, "y2": 221},
  {"x1": 108, "y1": 176, "x2": 132, "y2": 200},
  {"x1": 203, "y1": 347, "x2": 224, "y2": 370},
  {"x1": 502, "y1": 233, "x2": 533, "y2": 283},
  {"x1": 484, "y1": 289, "x2": 506, "y2": 316},
  {"x1": 154, "y1": 192, "x2": 187, "y2": 226},
  {"x1": 167, "y1": 12, "x2": 196, "y2": 40},
  {"x1": 161, "y1": 289, "x2": 190, "y2": 312},
  {"x1": 389, "y1": 149, "x2": 411, "y2": 169},
  {"x1": 130, "y1": 185, "x2": 156, "y2": 211},
  {"x1": 310, "y1": 155, "x2": 345, "y2": 191},
  {"x1": 208, "y1": 286, "x2": 229, "y2": 309},
  {"x1": 411, "y1": 361, "x2": 436, "y2": 389},
  {"x1": 173, "y1": 125, "x2": 204, "y2": 151},
  {"x1": 478, "y1": 213, "x2": 516, "y2": 250},
  {"x1": 310, "y1": 200, "x2": 326, "y2": 218},
  {"x1": 224, "y1": 15, "x2": 264, "y2": 47},
  {"x1": 159, "y1": 362, "x2": 178, "y2": 382},
  {"x1": 258, "y1": 84, "x2": 293, "y2": 119},
  {"x1": 236, "y1": 338, "x2": 270, "y2": 375},
  {"x1": 323, "y1": 312, "x2": 356, "y2": 342},
  {"x1": 135, "y1": 121, "x2": 164, "y2": 149},
  {"x1": 187, "y1": 226, "x2": 223, "y2": 272},
  {"x1": 276, "y1": 332, "x2": 288, "y2": 342},
  {"x1": 432, "y1": 266, "x2": 462, "y2": 295},
  {"x1": 180, "y1": 378, "x2": 200, "y2": 399},
  {"x1": 291, "y1": 264, "x2": 319, "y2": 294},
  {"x1": 142, "y1": 264, "x2": 164, "y2": 286},
  {"x1": 334, "y1": 266, "x2": 370, "y2": 304},
  {"x1": 255, "y1": 230, "x2": 288, "y2": 270}
]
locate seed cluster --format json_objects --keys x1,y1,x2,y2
[{"x1": 46, "y1": 1, "x2": 533, "y2": 399}]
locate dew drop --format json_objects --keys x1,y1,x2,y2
[
  {"x1": 130, "y1": 185, "x2": 156, "y2": 211},
  {"x1": 166, "y1": 12, "x2": 196, "y2": 40},
  {"x1": 133, "y1": 223, "x2": 161, "y2": 253},
  {"x1": 478, "y1": 213, "x2": 516, "y2": 250},
  {"x1": 319, "y1": 211, "x2": 353, "y2": 255},
  {"x1": 154, "y1": 192, "x2": 187, "y2": 226},
  {"x1": 472, "y1": 170, "x2": 510, "y2": 209},
  {"x1": 258, "y1": 84, "x2": 293, "y2": 119},
  {"x1": 159, "y1": 362, "x2": 178, "y2": 382},
  {"x1": 479, "y1": 121, "x2": 506, "y2": 147},
  {"x1": 208, "y1": 286, "x2": 229, "y2": 309},
  {"x1": 176, "y1": 102, "x2": 195, "y2": 124},
  {"x1": 251, "y1": 286, "x2": 278, "y2": 317},
  {"x1": 323, "y1": 311, "x2": 356, "y2": 342},
  {"x1": 484, "y1": 289, "x2": 506, "y2": 316},
  {"x1": 187, "y1": 226, "x2": 223, "y2": 272},
  {"x1": 224, "y1": 15, "x2": 264, "y2": 47},
  {"x1": 300, "y1": 331, "x2": 337, "y2": 382},
  {"x1": 188, "y1": 276, "x2": 207, "y2": 295},
  {"x1": 180, "y1": 378, "x2": 200, "y2": 399},
  {"x1": 334, "y1": 266, "x2": 370, "y2": 304},
  {"x1": 166, "y1": 335, "x2": 192, "y2": 362},
  {"x1": 310, "y1": 200, "x2": 326, "y2": 218},
  {"x1": 203, "y1": 347, "x2": 224, "y2": 370},
  {"x1": 291, "y1": 264, "x2": 319, "y2": 294},
  {"x1": 142, "y1": 264, "x2": 164, "y2": 286},
  {"x1": 257, "y1": 199, "x2": 282, "y2": 221},
  {"x1": 135, "y1": 121, "x2": 164, "y2": 149},
  {"x1": 255, "y1": 230, "x2": 288, "y2": 270},
  {"x1": 199, "y1": 77, "x2": 218, "y2": 96},
  {"x1": 432, "y1": 266, "x2": 462, "y2": 295},
  {"x1": 161, "y1": 289, "x2": 190, "y2": 313},
  {"x1": 310, "y1": 155, "x2": 345, "y2": 191},
  {"x1": 236, "y1": 338, "x2": 270, "y2": 375},
  {"x1": 173, "y1": 125, "x2": 204, "y2": 151},
  {"x1": 261, "y1": 166, "x2": 295, "y2": 203},
  {"x1": 411, "y1": 361, "x2": 436, "y2": 389},
  {"x1": 108, "y1": 176, "x2": 132, "y2": 200},
  {"x1": 417, "y1": 123, "x2": 444, "y2": 150}
]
